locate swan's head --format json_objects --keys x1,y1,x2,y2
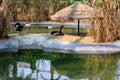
[{"x1": 61, "y1": 25, "x2": 64, "y2": 28}]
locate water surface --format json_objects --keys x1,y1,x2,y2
[{"x1": 0, "y1": 49, "x2": 120, "y2": 80}]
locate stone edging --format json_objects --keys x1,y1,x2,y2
[{"x1": 0, "y1": 35, "x2": 120, "y2": 54}]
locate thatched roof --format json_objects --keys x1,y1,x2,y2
[
  {"x1": 51, "y1": 2, "x2": 102, "y2": 21},
  {"x1": 0, "y1": 7, "x2": 3, "y2": 13}
]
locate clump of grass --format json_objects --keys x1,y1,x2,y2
[{"x1": 90, "y1": 0, "x2": 120, "y2": 43}]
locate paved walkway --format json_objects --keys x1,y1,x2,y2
[{"x1": 0, "y1": 34, "x2": 120, "y2": 54}]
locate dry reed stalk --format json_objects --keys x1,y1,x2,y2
[{"x1": 0, "y1": 0, "x2": 10, "y2": 39}]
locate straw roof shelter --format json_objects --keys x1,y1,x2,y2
[
  {"x1": 0, "y1": 7, "x2": 3, "y2": 12},
  {"x1": 51, "y1": 2, "x2": 102, "y2": 35}
]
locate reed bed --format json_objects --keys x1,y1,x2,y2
[
  {"x1": 91, "y1": 0, "x2": 120, "y2": 43},
  {"x1": 0, "y1": 0, "x2": 10, "y2": 39}
]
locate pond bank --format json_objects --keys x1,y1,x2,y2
[
  {"x1": 11, "y1": 21, "x2": 91, "y2": 28},
  {"x1": 0, "y1": 34, "x2": 120, "y2": 54}
]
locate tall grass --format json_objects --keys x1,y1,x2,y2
[
  {"x1": 8, "y1": 0, "x2": 71, "y2": 22},
  {"x1": 90, "y1": 0, "x2": 120, "y2": 42},
  {"x1": 0, "y1": 0, "x2": 10, "y2": 39}
]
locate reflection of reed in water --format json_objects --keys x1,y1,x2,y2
[
  {"x1": 85, "y1": 54, "x2": 117, "y2": 80},
  {"x1": 52, "y1": 54, "x2": 119, "y2": 80}
]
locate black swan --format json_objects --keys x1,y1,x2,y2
[
  {"x1": 14, "y1": 22, "x2": 25, "y2": 34},
  {"x1": 51, "y1": 25, "x2": 64, "y2": 36}
]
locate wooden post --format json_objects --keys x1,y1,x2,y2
[{"x1": 78, "y1": 20, "x2": 80, "y2": 36}]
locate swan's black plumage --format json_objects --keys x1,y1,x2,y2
[
  {"x1": 14, "y1": 22, "x2": 25, "y2": 35},
  {"x1": 51, "y1": 25, "x2": 64, "y2": 36},
  {"x1": 14, "y1": 23, "x2": 24, "y2": 31}
]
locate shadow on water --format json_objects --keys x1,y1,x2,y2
[{"x1": 0, "y1": 49, "x2": 120, "y2": 80}]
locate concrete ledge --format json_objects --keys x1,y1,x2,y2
[
  {"x1": 1, "y1": 35, "x2": 120, "y2": 54},
  {"x1": 13, "y1": 35, "x2": 46, "y2": 50},
  {"x1": 43, "y1": 39, "x2": 120, "y2": 54},
  {"x1": 0, "y1": 39, "x2": 18, "y2": 52}
]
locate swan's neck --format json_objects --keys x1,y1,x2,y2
[{"x1": 59, "y1": 26, "x2": 63, "y2": 34}]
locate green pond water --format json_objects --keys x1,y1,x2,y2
[
  {"x1": 9, "y1": 26, "x2": 87, "y2": 36},
  {"x1": 0, "y1": 49, "x2": 120, "y2": 80}
]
